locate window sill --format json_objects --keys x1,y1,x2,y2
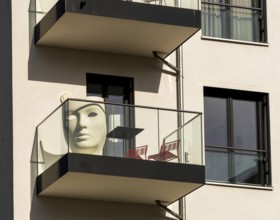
[
  {"x1": 206, "y1": 181, "x2": 274, "y2": 191},
  {"x1": 201, "y1": 36, "x2": 269, "y2": 47}
]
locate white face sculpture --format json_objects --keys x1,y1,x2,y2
[{"x1": 67, "y1": 101, "x2": 106, "y2": 155}]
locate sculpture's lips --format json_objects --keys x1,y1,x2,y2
[{"x1": 76, "y1": 133, "x2": 90, "y2": 140}]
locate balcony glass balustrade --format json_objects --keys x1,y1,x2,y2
[
  {"x1": 32, "y1": 0, "x2": 200, "y2": 25},
  {"x1": 31, "y1": 99, "x2": 203, "y2": 176}
]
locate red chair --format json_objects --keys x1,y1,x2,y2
[
  {"x1": 148, "y1": 140, "x2": 180, "y2": 162},
  {"x1": 127, "y1": 145, "x2": 148, "y2": 160}
]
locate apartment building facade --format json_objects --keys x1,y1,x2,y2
[{"x1": 0, "y1": 0, "x2": 279, "y2": 220}]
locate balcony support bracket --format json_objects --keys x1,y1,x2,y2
[
  {"x1": 156, "y1": 200, "x2": 183, "y2": 220},
  {"x1": 153, "y1": 51, "x2": 180, "y2": 75}
]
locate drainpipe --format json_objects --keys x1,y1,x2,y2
[
  {"x1": 153, "y1": 45, "x2": 186, "y2": 220},
  {"x1": 176, "y1": 46, "x2": 186, "y2": 220},
  {"x1": 155, "y1": 0, "x2": 186, "y2": 216},
  {"x1": 153, "y1": 2, "x2": 187, "y2": 218},
  {"x1": 175, "y1": 0, "x2": 186, "y2": 219}
]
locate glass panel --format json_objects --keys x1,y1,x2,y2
[
  {"x1": 33, "y1": 99, "x2": 203, "y2": 178},
  {"x1": 206, "y1": 148, "x2": 230, "y2": 182},
  {"x1": 232, "y1": 99, "x2": 258, "y2": 150},
  {"x1": 134, "y1": 107, "x2": 159, "y2": 160},
  {"x1": 158, "y1": 110, "x2": 180, "y2": 163},
  {"x1": 105, "y1": 104, "x2": 126, "y2": 157},
  {"x1": 202, "y1": 4, "x2": 224, "y2": 39},
  {"x1": 184, "y1": 113, "x2": 203, "y2": 165},
  {"x1": 35, "y1": 0, "x2": 59, "y2": 24},
  {"x1": 35, "y1": 0, "x2": 199, "y2": 25},
  {"x1": 133, "y1": 0, "x2": 199, "y2": 10},
  {"x1": 234, "y1": 151, "x2": 264, "y2": 185},
  {"x1": 202, "y1": 2, "x2": 261, "y2": 42},
  {"x1": 229, "y1": 8, "x2": 260, "y2": 42},
  {"x1": 204, "y1": 96, "x2": 228, "y2": 147},
  {"x1": 37, "y1": 104, "x2": 68, "y2": 175}
]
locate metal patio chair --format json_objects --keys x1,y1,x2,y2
[
  {"x1": 127, "y1": 145, "x2": 148, "y2": 160},
  {"x1": 148, "y1": 140, "x2": 180, "y2": 162}
]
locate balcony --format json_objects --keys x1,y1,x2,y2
[
  {"x1": 31, "y1": 99, "x2": 204, "y2": 205},
  {"x1": 32, "y1": 0, "x2": 201, "y2": 57}
]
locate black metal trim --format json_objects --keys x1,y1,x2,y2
[
  {"x1": 201, "y1": 1, "x2": 262, "y2": 11},
  {"x1": 34, "y1": 0, "x2": 65, "y2": 43},
  {"x1": 206, "y1": 145, "x2": 266, "y2": 153},
  {"x1": 0, "y1": 0, "x2": 13, "y2": 219},
  {"x1": 37, "y1": 153, "x2": 205, "y2": 196},
  {"x1": 204, "y1": 86, "x2": 271, "y2": 186},
  {"x1": 66, "y1": 0, "x2": 201, "y2": 27}
]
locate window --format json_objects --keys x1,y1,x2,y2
[
  {"x1": 201, "y1": 0, "x2": 267, "y2": 43},
  {"x1": 87, "y1": 73, "x2": 135, "y2": 157},
  {"x1": 204, "y1": 87, "x2": 271, "y2": 186},
  {"x1": 86, "y1": 73, "x2": 134, "y2": 104}
]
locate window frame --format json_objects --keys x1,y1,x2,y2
[
  {"x1": 86, "y1": 73, "x2": 135, "y2": 157},
  {"x1": 201, "y1": 0, "x2": 268, "y2": 43},
  {"x1": 204, "y1": 87, "x2": 271, "y2": 187}
]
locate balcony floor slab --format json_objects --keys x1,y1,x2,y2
[
  {"x1": 37, "y1": 153, "x2": 205, "y2": 205},
  {"x1": 35, "y1": 0, "x2": 201, "y2": 57}
]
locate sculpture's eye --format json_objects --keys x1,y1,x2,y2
[
  {"x1": 67, "y1": 114, "x2": 77, "y2": 121},
  {"x1": 88, "y1": 112, "x2": 97, "y2": 117}
]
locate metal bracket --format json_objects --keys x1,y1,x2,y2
[
  {"x1": 80, "y1": 0, "x2": 86, "y2": 9},
  {"x1": 152, "y1": 51, "x2": 180, "y2": 75},
  {"x1": 155, "y1": 200, "x2": 183, "y2": 220}
]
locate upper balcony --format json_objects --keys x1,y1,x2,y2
[
  {"x1": 33, "y1": 0, "x2": 201, "y2": 57},
  {"x1": 31, "y1": 99, "x2": 204, "y2": 205}
]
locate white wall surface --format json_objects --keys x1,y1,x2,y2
[
  {"x1": 12, "y1": 0, "x2": 178, "y2": 219},
  {"x1": 182, "y1": 0, "x2": 280, "y2": 219},
  {"x1": 12, "y1": 0, "x2": 280, "y2": 219}
]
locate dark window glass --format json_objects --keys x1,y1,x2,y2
[
  {"x1": 232, "y1": 99, "x2": 258, "y2": 149},
  {"x1": 204, "y1": 97, "x2": 228, "y2": 147},
  {"x1": 206, "y1": 148, "x2": 230, "y2": 182},
  {"x1": 204, "y1": 87, "x2": 270, "y2": 186},
  {"x1": 86, "y1": 73, "x2": 134, "y2": 157},
  {"x1": 234, "y1": 151, "x2": 263, "y2": 184}
]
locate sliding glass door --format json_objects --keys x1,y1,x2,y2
[{"x1": 87, "y1": 73, "x2": 134, "y2": 157}]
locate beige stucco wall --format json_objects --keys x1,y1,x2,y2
[
  {"x1": 12, "y1": 0, "x2": 280, "y2": 219},
  {"x1": 182, "y1": 0, "x2": 280, "y2": 219},
  {"x1": 12, "y1": 0, "x2": 179, "y2": 219}
]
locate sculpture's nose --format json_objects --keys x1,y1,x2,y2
[{"x1": 78, "y1": 114, "x2": 88, "y2": 128}]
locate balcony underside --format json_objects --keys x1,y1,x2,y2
[
  {"x1": 35, "y1": 0, "x2": 201, "y2": 57},
  {"x1": 37, "y1": 154, "x2": 205, "y2": 205}
]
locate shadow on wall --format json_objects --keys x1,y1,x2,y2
[
  {"x1": 28, "y1": 44, "x2": 164, "y2": 93},
  {"x1": 30, "y1": 196, "x2": 175, "y2": 220}
]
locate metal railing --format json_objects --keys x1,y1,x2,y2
[
  {"x1": 31, "y1": 99, "x2": 203, "y2": 176},
  {"x1": 30, "y1": 0, "x2": 200, "y2": 25}
]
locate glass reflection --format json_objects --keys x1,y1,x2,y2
[
  {"x1": 206, "y1": 148, "x2": 230, "y2": 182},
  {"x1": 234, "y1": 151, "x2": 264, "y2": 185},
  {"x1": 233, "y1": 99, "x2": 258, "y2": 150},
  {"x1": 204, "y1": 96, "x2": 228, "y2": 147}
]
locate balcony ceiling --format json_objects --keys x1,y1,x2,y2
[
  {"x1": 37, "y1": 154, "x2": 205, "y2": 205},
  {"x1": 35, "y1": 0, "x2": 201, "y2": 57}
]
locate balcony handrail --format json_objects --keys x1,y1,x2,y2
[
  {"x1": 67, "y1": 98, "x2": 202, "y2": 114},
  {"x1": 163, "y1": 113, "x2": 201, "y2": 144},
  {"x1": 37, "y1": 98, "x2": 202, "y2": 128}
]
